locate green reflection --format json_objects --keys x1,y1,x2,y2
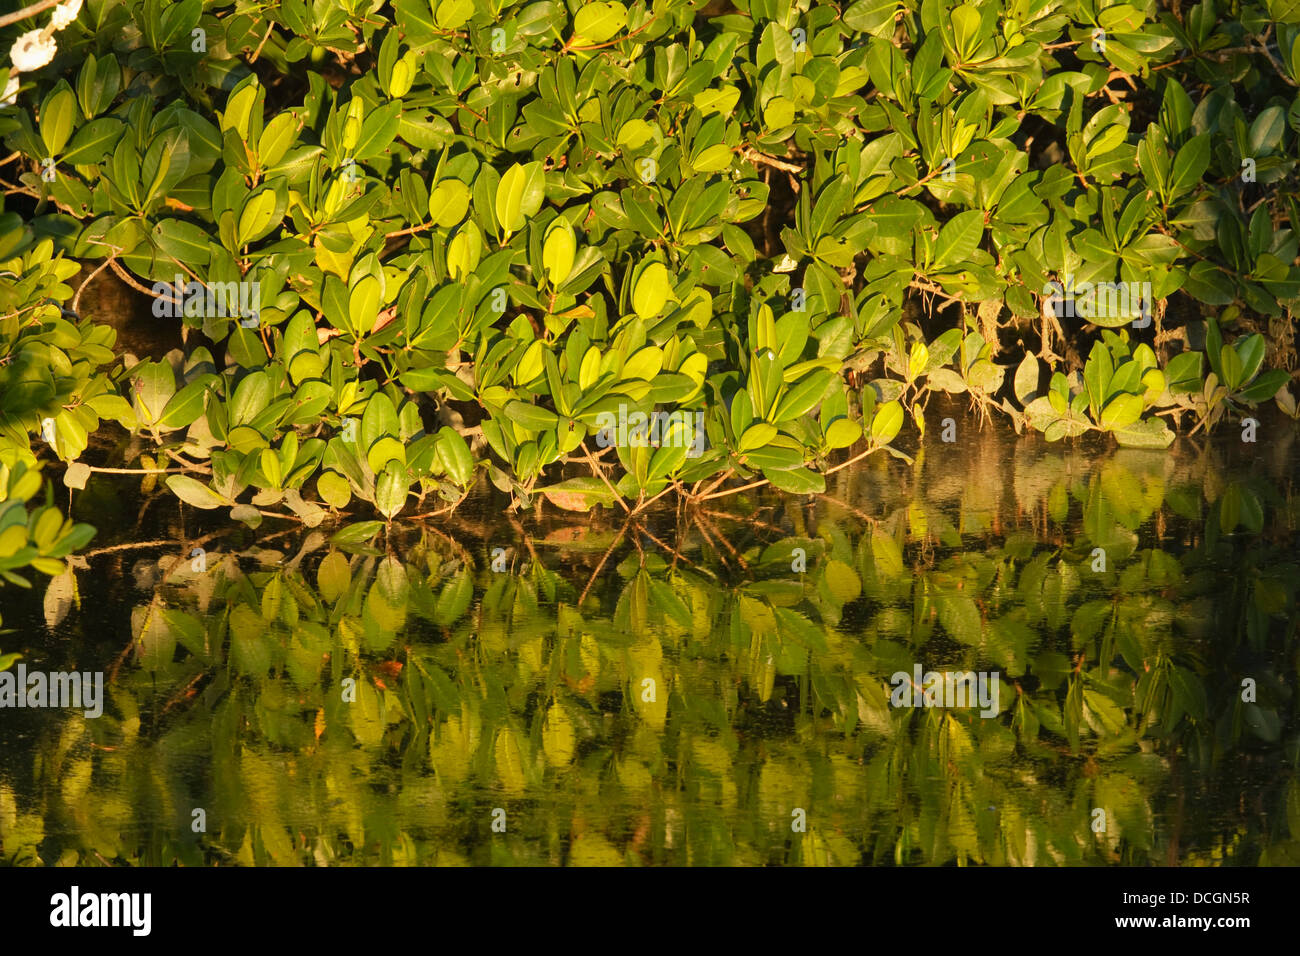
[{"x1": 2, "y1": 432, "x2": 1299, "y2": 866}]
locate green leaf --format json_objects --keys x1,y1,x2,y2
[
  {"x1": 348, "y1": 274, "x2": 381, "y2": 337},
  {"x1": 1165, "y1": 350, "x2": 1203, "y2": 392},
  {"x1": 693, "y1": 143, "x2": 733, "y2": 173},
  {"x1": 1249, "y1": 105, "x2": 1286, "y2": 154},
  {"x1": 257, "y1": 112, "x2": 299, "y2": 168},
  {"x1": 230, "y1": 370, "x2": 271, "y2": 426},
  {"x1": 824, "y1": 417, "x2": 861, "y2": 449},
  {"x1": 495, "y1": 161, "x2": 545, "y2": 236},
  {"x1": 949, "y1": 4, "x2": 983, "y2": 61},
  {"x1": 1219, "y1": 343, "x2": 1244, "y2": 391},
  {"x1": 771, "y1": 371, "x2": 833, "y2": 422},
  {"x1": 617, "y1": 119, "x2": 656, "y2": 148},
  {"x1": 367, "y1": 435, "x2": 406, "y2": 474},
  {"x1": 1233, "y1": 334, "x2": 1265, "y2": 387},
  {"x1": 361, "y1": 392, "x2": 400, "y2": 451},
  {"x1": 435, "y1": 0, "x2": 476, "y2": 29},
  {"x1": 132, "y1": 360, "x2": 177, "y2": 426},
  {"x1": 375, "y1": 462, "x2": 410, "y2": 519},
  {"x1": 764, "y1": 465, "x2": 825, "y2": 494},
  {"x1": 932, "y1": 209, "x2": 983, "y2": 269},
  {"x1": 153, "y1": 218, "x2": 211, "y2": 268},
  {"x1": 429, "y1": 178, "x2": 470, "y2": 227},
  {"x1": 870, "y1": 400, "x2": 904, "y2": 445},
  {"x1": 504, "y1": 401, "x2": 560, "y2": 431},
  {"x1": 632, "y1": 260, "x2": 669, "y2": 318},
  {"x1": 62, "y1": 118, "x2": 123, "y2": 165},
  {"x1": 843, "y1": 0, "x2": 900, "y2": 33},
  {"x1": 158, "y1": 377, "x2": 211, "y2": 430},
  {"x1": 166, "y1": 475, "x2": 228, "y2": 510},
  {"x1": 435, "y1": 426, "x2": 475, "y2": 486},
  {"x1": 40, "y1": 85, "x2": 77, "y2": 157},
  {"x1": 542, "y1": 217, "x2": 576, "y2": 286},
  {"x1": 353, "y1": 101, "x2": 402, "y2": 161},
  {"x1": 1204, "y1": 314, "x2": 1224, "y2": 380},
  {"x1": 1169, "y1": 133, "x2": 1209, "y2": 197},
  {"x1": 237, "y1": 188, "x2": 279, "y2": 245},
  {"x1": 1099, "y1": 392, "x2": 1143, "y2": 430},
  {"x1": 738, "y1": 421, "x2": 778, "y2": 452},
  {"x1": 76, "y1": 52, "x2": 120, "y2": 119},
  {"x1": 1083, "y1": 342, "x2": 1113, "y2": 421},
  {"x1": 317, "y1": 471, "x2": 352, "y2": 509},
  {"x1": 573, "y1": 1, "x2": 626, "y2": 44},
  {"x1": 1237, "y1": 368, "x2": 1288, "y2": 404},
  {"x1": 446, "y1": 221, "x2": 481, "y2": 278}
]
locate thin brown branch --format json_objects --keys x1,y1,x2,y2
[
  {"x1": 87, "y1": 465, "x2": 197, "y2": 474},
  {"x1": 823, "y1": 444, "x2": 879, "y2": 477},
  {"x1": 698, "y1": 475, "x2": 769, "y2": 502},
  {"x1": 0, "y1": 0, "x2": 59, "y2": 29},
  {"x1": 108, "y1": 259, "x2": 157, "y2": 297},
  {"x1": 582, "y1": 440, "x2": 629, "y2": 513},
  {"x1": 741, "y1": 147, "x2": 803, "y2": 174},
  {"x1": 249, "y1": 20, "x2": 275, "y2": 64},
  {"x1": 71, "y1": 255, "x2": 116, "y2": 315}
]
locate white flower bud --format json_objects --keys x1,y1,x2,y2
[
  {"x1": 10, "y1": 31, "x2": 56, "y2": 72},
  {"x1": 51, "y1": 0, "x2": 84, "y2": 31}
]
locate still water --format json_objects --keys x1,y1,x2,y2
[{"x1": 2, "y1": 417, "x2": 1299, "y2": 866}]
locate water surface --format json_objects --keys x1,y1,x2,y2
[{"x1": 2, "y1": 417, "x2": 1299, "y2": 866}]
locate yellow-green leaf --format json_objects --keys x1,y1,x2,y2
[
  {"x1": 632, "y1": 261, "x2": 669, "y2": 319},
  {"x1": 348, "y1": 274, "x2": 381, "y2": 337},
  {"x1": 572, "y1": 1, "x2": 627, "y2": 44},
  {"x1": 542, "y1": 218, "x2": 576, "y2": 286},
  {"x1": 870, "y1": 400, "x2": 904, "y2": 445},
  {"x1": 237, "y1": 189, "x2": 278, "y2": 245},
  {"x1": 429, "y1": 179, "x2": 470, "y2": 227},
  {"x1": 447, "y1": 221, "x2": 481, "y2": 279}
]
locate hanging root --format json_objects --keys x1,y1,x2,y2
[
  {"x1": 1268, "y1": 307, "x2": 1297, "y2": 371},
  {"x1": 978, "y1": 298, "x2": 1003, "y2": 357}
]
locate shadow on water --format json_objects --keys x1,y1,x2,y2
[{"x1": 1, "y1": 414, "x2": 1299, "y2": 866}]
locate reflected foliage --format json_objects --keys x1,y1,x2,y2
[{"x1": 2, "y1": 431, "x2": 1299, "y2": 866}]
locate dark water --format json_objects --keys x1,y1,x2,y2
[{"x1": 2, "y1": 416, "x2": 1299, "y2": 866}]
